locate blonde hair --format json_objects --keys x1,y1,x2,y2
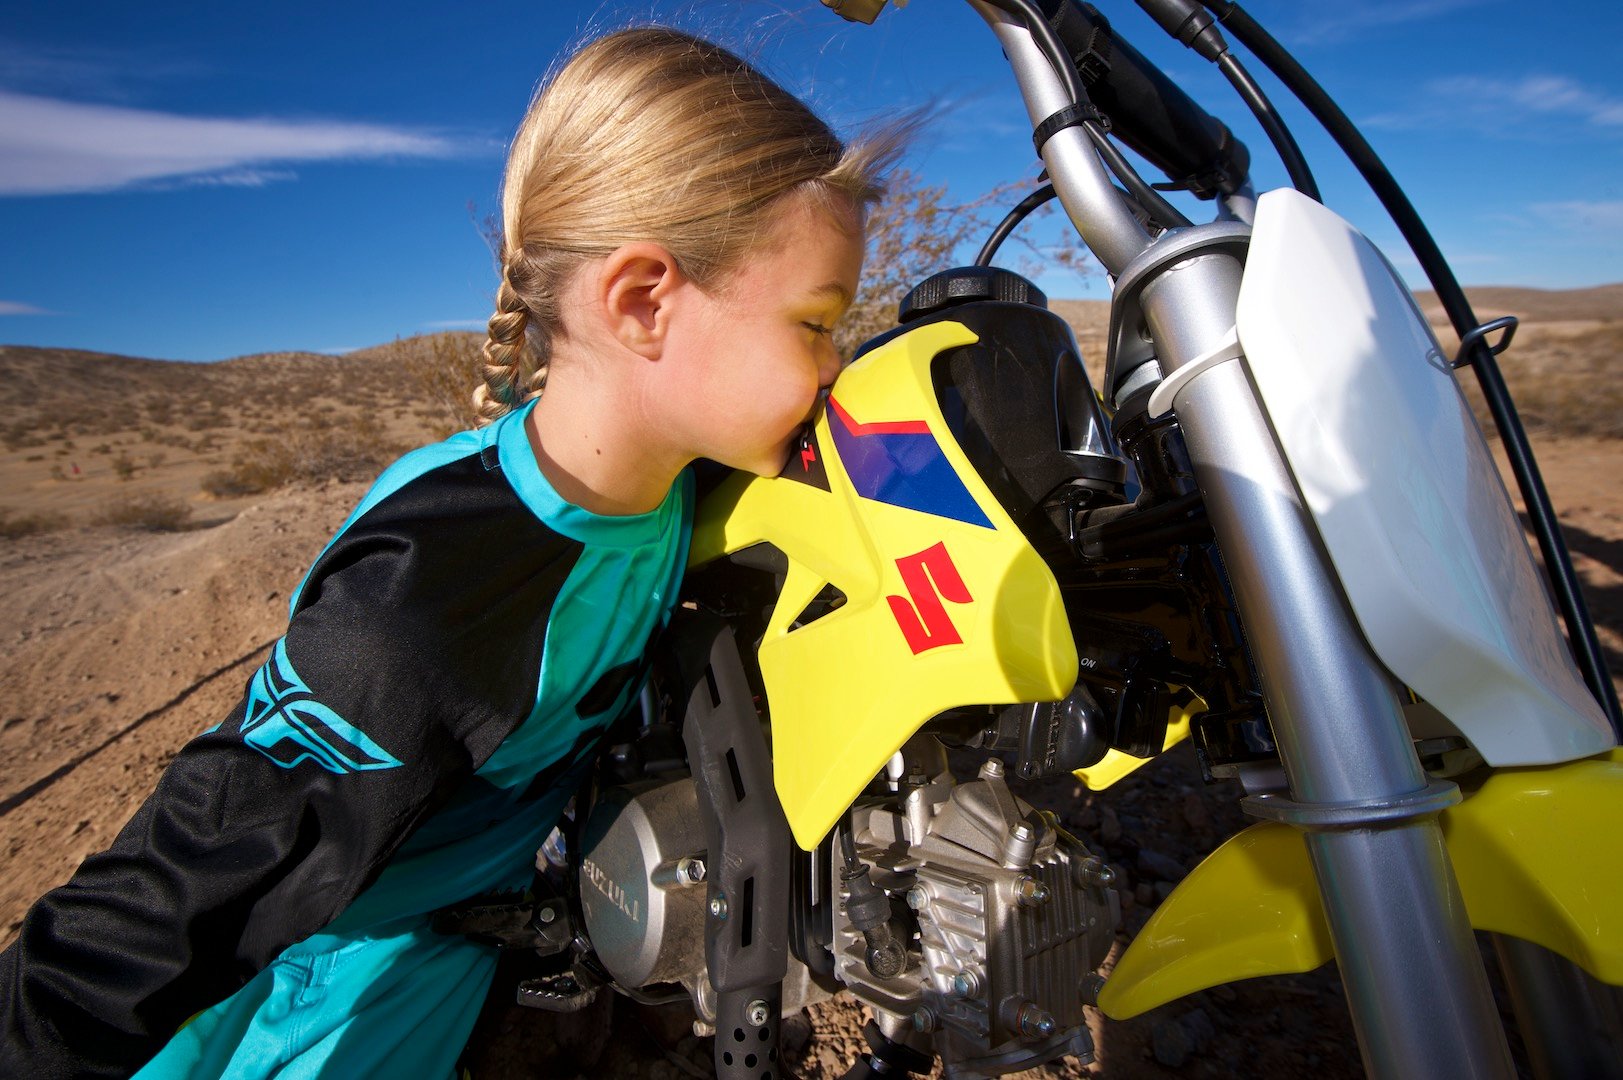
[{"x1": 474, "y1": 26, "x2": 902, "y2": 425}]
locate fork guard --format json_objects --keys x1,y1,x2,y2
[{"x1": 1097, "y1": 749, "x2": 1623, "y2": 1019}]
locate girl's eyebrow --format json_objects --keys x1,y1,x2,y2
[{"x1": 810, "y1": 282, "x2": 852, "y2": 306}]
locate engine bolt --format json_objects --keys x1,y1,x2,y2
[
  {"x1": 1016, "y1": 1003, "x2": 1056, "y2": 1039},
  {"x1": 905, "y1": 885, "x2": 929, "y2": 910},
  {"x1": 1078, "y1": 858, "x2": 1116, "y2": 888},
  {"x1": 709, "y1": 893, "x2": 728, "y2": 920},
  {"x1": 1078, "y1": 972, "x2": 1108, "y2": 1006},
  {"x1": 745, "y1": 999, "x2": 771, "y2": 1027},
  {"x1": 679, "y1": 857, "x2": 706, "y2": 885},
  {"x1": 980, "y1": 758, "x2": 1005, "y2": 779},
  {"x1": 1010, "y1": 821, "x2": 1035, "y2": 842},
  {"x1": 1015, "y1": 875, "x2": 1050, "y2": 906},
  {"x1": 536, "y1": 905, "x2": 557, "y2": 924},
  {"x1": 951, "y1": 970, "x2": 982, "y2": 999},
  {"x1": 911, "y1": 1007, "x2": 937, "y2": 1033}
]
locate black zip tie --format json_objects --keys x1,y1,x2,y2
[{"x1": 1033, "y1": 101, "x2": 1111, "y2": 155}]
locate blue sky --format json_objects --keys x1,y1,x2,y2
[{"x1": 2, "y1": 0, "x2": 1620, "y2": 361}]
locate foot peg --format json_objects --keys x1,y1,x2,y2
[{"x1": 515, "y1": 971, "x2": 598, "y2": 1013}]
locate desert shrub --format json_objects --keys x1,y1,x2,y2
[
  {"x1": 147, "y1": 451, "x2": 167, "y2": 469},
  {"x1": 0, "y1": 508, "x2": 69, "y2": 538},
  {"x1": 112, "y1": 452, "x2": 137, "y2": 480},
  {"x1": 836, "y1": 170, "x2": 1095, "y2": 359},
  {"x1": 95, "y1": 493, "x2": 194, "y2": 531},
  {"x1": 386, "y1": 332, "x2": 485, "y2": 439},
  {"x1": 202, "y1": 414, "x2": 404, "y2": 497},
  {"x1": 24, "y1": 454, "x2": 43, "y2": 462}
]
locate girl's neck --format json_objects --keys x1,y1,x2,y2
[{"x1": 524, "y1": 364, "x2": 683, "y2": 517}]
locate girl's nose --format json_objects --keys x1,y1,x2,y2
[{"x1": 818, "y1": 344, "x2": 843, "y2": 389}]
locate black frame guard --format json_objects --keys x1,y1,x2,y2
[{"x1": 671, "y1": 609, "x2": 795, "y2": 1079}]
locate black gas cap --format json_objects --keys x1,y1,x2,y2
[{"x1": 897, "y1": 266, "x2": 1048, "y2": 323}]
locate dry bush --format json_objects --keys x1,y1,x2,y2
[
  {"x1": 377, "y1": 332, "x2": 486, "y2": 439},
  {"x1": 0, "y1": 508, "x2": 69, "y2": 539},
  {"x1": 112, "y1": 452, "x2": 137, "y2": 481},
  {"x1": 201, "y1": 415, "x2": 405, "y2": 497},
  {"x1": 837, "y1": 169, "x2": 1096, "y2": 359},
  {"x1": 94, "y1": 494, "x2": 194, "y2": 532}
]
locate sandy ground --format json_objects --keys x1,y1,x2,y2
[{"x1": 1, "y1": 294, "x2": 1618, "y2": 1076}]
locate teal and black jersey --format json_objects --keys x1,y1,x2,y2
[{"x1": 0, "y1": 400, "x2": 693, "y2": 1079}]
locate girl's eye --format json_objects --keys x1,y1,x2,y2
[{"x1": 803, "y1": 322, "x2": 833, "y2": 337}]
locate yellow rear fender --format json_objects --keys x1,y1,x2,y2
[{"x1": 1097, "y1": 749, "x2": 1623, "y2": 1019}]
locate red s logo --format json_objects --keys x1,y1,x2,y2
[{"x1": 887, "y1": 542, "x2": 973, "y2": 654}]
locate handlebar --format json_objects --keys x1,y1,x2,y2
[{"x1": 1040, "y1": 1, "x2": 1249, "y2": 200}]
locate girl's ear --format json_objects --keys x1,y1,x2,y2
[{"x1": 598, "y1": 242, "x2": 684, "y2": 360}]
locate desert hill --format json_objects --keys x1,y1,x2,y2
[
  {"x1": 1412, "y1": 282, "x2": 1623, "y2": 324},
  {"x1": 0, "y1": 288, "x2": 1618, "y2": 1077}
]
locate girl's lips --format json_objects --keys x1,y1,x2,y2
[{"x1": 802, "y1": 387, "x2": 832, "y2": 429}]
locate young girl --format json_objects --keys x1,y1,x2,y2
[{"x1": 0, "y1": 27, "x2": 896, "y2": 1078}]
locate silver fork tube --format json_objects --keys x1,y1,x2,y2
[
  {"x1": 1139, "y1": 254, "x2": 1514, "y2": 1079},
  {"x1": 967, "y1": 1, "x2": 1150, "y2": 275},
  {"x1": 958, "y1": 7, "x2": 1512, "y2": 1064}
]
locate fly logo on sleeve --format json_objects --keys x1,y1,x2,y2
[{"x1": 239, "y1": 640, "x2": 403, "y2": 774}]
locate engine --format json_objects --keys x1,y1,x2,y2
[
  {"x1": 834, "y1": 747, "x2": 1119, "y2": 1077},
  {"x1": 576, "y1": 737, "x2": 1118, "y2": 1078}
]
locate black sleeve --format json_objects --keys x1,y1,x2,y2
[{"x1": 0, "y1": 463, "x2": 579, "y2": 1079}]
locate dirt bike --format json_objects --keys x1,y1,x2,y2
[{"x1": 453, "y1": 2, "x2": 1623, "y2": 1076}]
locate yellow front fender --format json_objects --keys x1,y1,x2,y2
[{"x1": 1097, "y1": 749, "x2": 1623, "y2": 1020}]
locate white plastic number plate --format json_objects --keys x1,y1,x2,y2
[{"x1": 1234, "y1": 188, "x2": 1612, "y2": 765}]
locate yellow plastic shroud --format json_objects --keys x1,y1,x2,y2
[
  {"x1": 689, "y1": 321, "x2": 1079, "y2": 850},
  {"x1": 687, "y1": 319, "x2": 1623, "y2": 1011},
  {"x1": 1098, "y1": 748, "x2": 1623, "y2": 1019}
]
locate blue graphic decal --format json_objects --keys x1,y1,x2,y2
[
  {"x1": 826, "y1": 397, "x2": 993, "y2": 529},
  {"x1": 239, "y1": 640, "x2": 403, "y2": 773}
]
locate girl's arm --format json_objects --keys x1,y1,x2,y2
[{"x1": 0, "y1": 452, "x2": 585, "y2": 1078}]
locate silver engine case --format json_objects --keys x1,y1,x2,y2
[
  {"x1": 578, "y1": 778, "x2": 710, "y2": 988},
  {"x1": 579, "y1": 763, "x2": 1116, "y2": 1077},
  {"x1": 577, "y1": 777, "x2": 831, "y2": 1026},
  {"x1": 836, "y1": 758, "x2": 1119, "y2": 1078}
]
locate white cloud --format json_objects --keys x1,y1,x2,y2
[
  {"x1": 1365, "y1": 74, "x2": 1623, "y2": 132},
  {"x1": 1529, "y1": 200, "x2": 1623, "y2": 233},
  {"x1": 1433, "y1": 75, "x2": 1623, "y2": 126},
  {"x1": 0, "y1": 300, "x2": 56, "y2": 315},
  {"x1": 0, "y1": 91, "x2": 471, "y2": 196},
  {"x1": 423, "y1": 319, "x2": 487, "y2": 331},
  {"x1": 1280, "y1": 0, "x2": 1492, "y2": 46}
]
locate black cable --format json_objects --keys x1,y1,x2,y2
[
  {"x1": 1202, "y1": 0, "x2": 1622, "y2": 732},
  {"x1": 1083, "y1": 122, "x2": 1193, "y2": 228},
  {"x1": 975, "y1": 183, "x2": 1057, "y2": 266},
  {"x1": 976, "y1": 0, "x2": 1087, "y2": 103},
  {"x1": 838, "y1": 820, "x2": 860, "y2": 870},
  {"x1": 979, "y1": 0, "x2": 1191, "y2": 229},
  {"x1": 1215, "y1": 52, "x2": 1319, "y2": 200}
]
